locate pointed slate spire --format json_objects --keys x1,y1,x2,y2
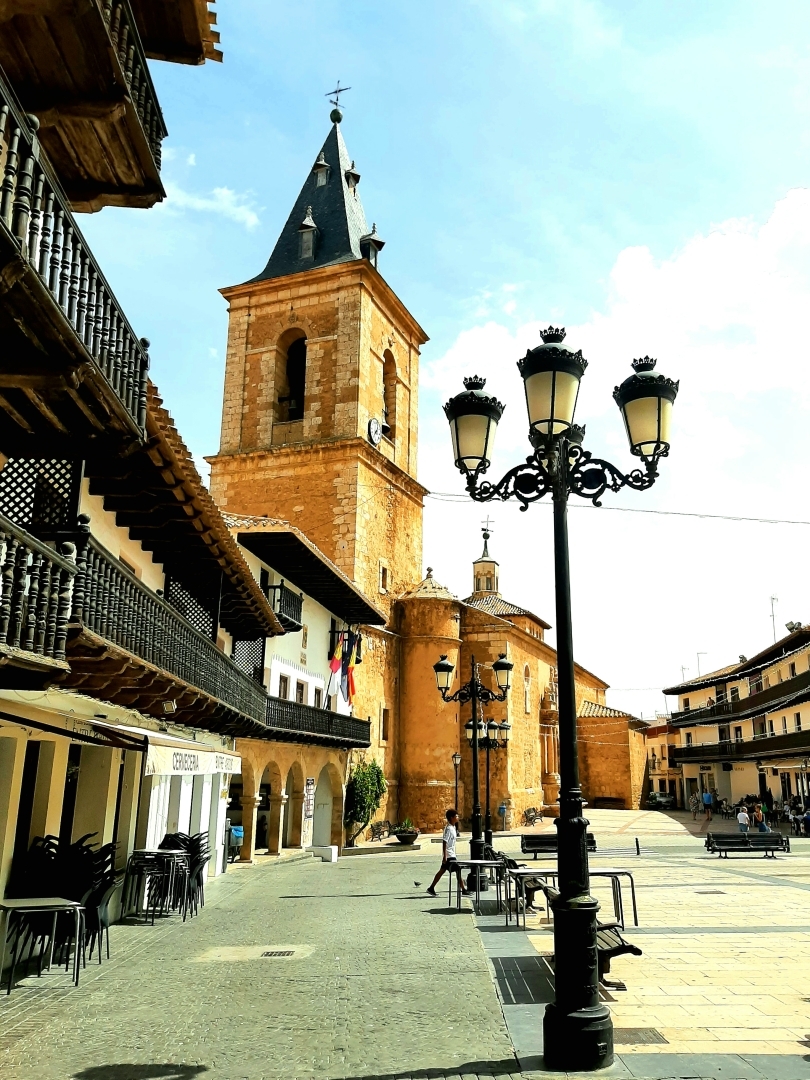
[{"x1": 250, "y1": 119, "x2": 379, "y2": 282}]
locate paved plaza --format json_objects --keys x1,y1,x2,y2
[{"x1": 2, "y1": 810, "x2": 810, "y2": 1080}]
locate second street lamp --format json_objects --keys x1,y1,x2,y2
[
  {"x1": 482, "y1": 718, "x2": 510, "y2": 846},
  {"x1": 442, "y1": 326, "x2": 679, "y2": 1072},
  {"x1": 452, "y1": 751, "x2": 462, "y2": 813},
  {"x1": 434, "y1": 652, "x2": 513, "y2": 889}
]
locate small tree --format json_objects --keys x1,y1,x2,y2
[{"x1": 343, "y1": 759, "x2": 387, "y2": 847}]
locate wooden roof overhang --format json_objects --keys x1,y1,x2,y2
[
  {"x1": 83, "y1": 383, "x2": 283, "y2": 642},
  {"x1": 129, "y1": 0, "x2": 222, "y2": 64},
  {"x1": 59, "y1": 627, "x2": 275, "y2": 739},
  {"x1": 233, "y1": 521, "x2": 387, "y2": 627},
  {"x1": 0, "y1": 1, "x2": 167, "y2": 211}
]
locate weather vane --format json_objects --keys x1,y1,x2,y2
[
  {"x1": 325, "y1": 80, "x2": 352, "y2": 108},
  {"x1": 481, "y1": 516, "x2": 495, "y2": 535}
]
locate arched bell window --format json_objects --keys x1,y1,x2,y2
[
  {"x1": 382, "y1": 350, "x2": 397, "y2": 440},
  {"x1": 276, "y1": 331, "x2": 307, "y2": 423},
  {"x1": 524, "y1": 664, "x2": 531, "y2": 714}
]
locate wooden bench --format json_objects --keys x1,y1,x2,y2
[
  {"x1": 521, "y1": 832, "x2": 597, "y2": 859},
  {"x1": 369, "y1": 820, "x2": 392, "y2": 842},
  {"x1": 522, "y1": 807, "x2": 541, "y2": 826},
  {"x1": 541, "y1": 885, "x2": 642, "y2": 989},
  {"x1": 705, "y1": 831, "x2": 789, "y2": 858}
]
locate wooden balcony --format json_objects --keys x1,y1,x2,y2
[
  {"x1": 130, "y1": 0, "x2": 222, "y2": 65},
  {"x1": 0, "y1": 512, "x2": 76, "y2": 688},
  {"x1": 0, "y1": 80, "x2": 148, "y2": 454},
  {"x1": 268, "y1": 581, "x2": 303, "y2": 632},
  {"x1": 670, "y1": 668, "x2": 810, "y2": 726},
  {"x1": 673, "y1": 729, "x2": 810, "y2": 766},
  {"x1": 0, "y1": 0, "x2": 167, "y2": 211},
  {"x1": 265, "y1": 695, "x2": 372, "y2": 749}
]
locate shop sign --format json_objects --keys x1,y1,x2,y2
[
  {"x1": 145, "y1": 744, "x2": 241, "y2": 777},
  {"x1": 304, "y1": 777, "x2": 315, "y2": 819}
]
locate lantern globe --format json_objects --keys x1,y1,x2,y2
[
  {"x1": 452, "y1": 751, "x2": 462, "y2": 767},
  {"x1": 613, "y1": 357, "x2": 679, "y2": 460},
  {"x1": 498, "y1": 721, "x2": 511, "y2": 746},
  {"x1": 433, "y1": 654, "x2": 455, "y2": 693},
  {"x1": 465, "y1": 719, "x2": 475, "y2": 744},
  {"x1": 443, "y1": 376, "x2": 505, "y2": 476},
  {"x1": 492, "y1": 653, "x2": 514, "y2": 693},
  {"x1": 517, "y1": 327, "x2": 588, "y2": 441}
]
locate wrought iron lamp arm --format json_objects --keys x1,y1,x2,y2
[
  {"x1": 439, "y1": 682, "x2": 508, "y2": 705},
  {"x1": 465, "y1": 440, "x2": 660, "y2": 509}
]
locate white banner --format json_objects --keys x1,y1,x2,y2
[{"x1": 145, "y1": 744, "x2": 241, "y2": 777}]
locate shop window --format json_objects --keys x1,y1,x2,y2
[
  {"x1": 381, "y1": 707, "x2": 390, "y2": 742},
  {"x1": 296, "y1": 680, "x2": 306, "y2": 704},
  {"x1": 278, "y1": 674, "x2": 289, "y2": 700}
]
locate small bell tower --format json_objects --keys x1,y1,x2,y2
[{"x1": 472, "y1": 521, "x2": 499, "y2": 596}]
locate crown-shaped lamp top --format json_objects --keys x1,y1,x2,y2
[
  {"x1": 631, "y1": 356, "x2": 657, "y2": 373},
  {"x1": 540, "y1": 326, "x2": 566, "y2": 344},
  {"x1": 463, "y1": 375, "x2": 487, "y2": 391}
]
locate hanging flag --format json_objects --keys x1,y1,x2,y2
[
  {"x1": 340, "y1": 631, "x2": 356, "y2": 702},
  {"x1": 347, "y1": 636, "x2": 359, "y2": 704},
  {"x1": 329, "y1": 632, "x2": 344, "y2": 674}
]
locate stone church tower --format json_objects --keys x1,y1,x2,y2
[{"x1": 208, "y1": 114, "x2": 428, "y2": 611}]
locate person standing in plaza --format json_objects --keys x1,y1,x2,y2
[
  {"x1": 737, "y1": 805, "x2": 750, "y2": 833},
  {"x1": 702, "y1": 788, "x2": 713, "y2": 821},
  {"x1": 690, "y1": 791, "x2": 700, "y2": 820},
  {"x1": 426, "y1": 809, "x2": 469, "y2": 897}
]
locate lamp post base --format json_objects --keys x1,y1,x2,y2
[{"x1": 542, "y1": 1002, "x2": 614, "y2": 1071}]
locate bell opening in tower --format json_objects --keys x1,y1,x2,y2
[{"x1": 277, "y1": 333, "x2": 307, "y2": 423}]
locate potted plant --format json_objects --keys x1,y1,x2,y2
[{"x1": 391, "y1": 818, "x2": 420, "y2": 845}]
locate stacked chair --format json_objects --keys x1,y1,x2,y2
[
  {"x1": 123, "y1": 832, "x2": 210, "y2": 924},
  {"x1": 4, "y1": 833, "x2": 120, "y2": 987}
]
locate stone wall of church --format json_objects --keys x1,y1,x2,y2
[{"x1": 578, "y1": 715, "x2": 647, "y2": 810}]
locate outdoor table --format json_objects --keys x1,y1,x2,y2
[
  {"x1": 452, "y1": 859, "x2": 503, "y2": 914},
  {"x1": 0, "y1": 897, "x2": 84, "y2": 995}
]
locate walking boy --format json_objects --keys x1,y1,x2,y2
[{"x1": 427, "y1": 809, "x2": 470, "y2": 897}]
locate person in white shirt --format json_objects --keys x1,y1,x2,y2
[
  {"x1": 426, "y1": 809, "x2": 470, "y2": 897},
  {"x1": 737, "y1": 807, "x2": 750, "y2": 833}
]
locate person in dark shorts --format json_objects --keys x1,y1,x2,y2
[{"x1": 426, "y1": 809, "x2": 470, "y2": 896}]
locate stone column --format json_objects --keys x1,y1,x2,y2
[
  {"x1": 29, "y1": 739, "x2": 70, "y2": 842},
  {"x1": 267, "y1": 793, "x2": 288, "y2": 855},
  {"x1": 114, "y1": 750, "x2": 143, "y2": 873},
  {"x1": 541, "y1": 714, "x2": 561, "y2": 811},
  {"x1": 0, "y1": 734, "x2": 27, "y2": 898},
  {"x1": 239, "y1": 793, "x2": 262, "y2": 862},
  {"x1": 72, "y1": 747, "x2": 120, "y2": 845}
]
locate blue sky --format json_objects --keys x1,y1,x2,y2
[{"x1": 82, "y1": 1, "x2": 810, "y2": 716}]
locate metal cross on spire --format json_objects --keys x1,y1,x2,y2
[
  {"x1": 325, "y1": 80, "x2": 352, "y2": 107},
  {"x1": 481, "y1": 516, "x2": 495, "y2": 536}
]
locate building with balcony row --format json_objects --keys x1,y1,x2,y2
[{"x1": 667, "y1": 623, "x2": 810, "y2": 805}]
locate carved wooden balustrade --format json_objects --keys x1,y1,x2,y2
[
  {"x1": 102, "y1": 0, "x2": 166, "y2": 168},
  {"x1": 265, "y1": 695, "x2": 372, "y2": 748},
  {"x1": 0, "y1": 513, "x2": 77, "y2": 678},
  {"x1": 267, "y1": 580, "x2": 303, "y2": 631},
  {"x1": 71, "y1": 537, "x2": 269, "y2": 723},
  {"x1": 0, "y1": 74, "x2": 150, "y2": 437}
]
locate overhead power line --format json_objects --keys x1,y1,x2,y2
[{"x1": 425, "y1": 491, "x2": 810, "y2": 527}]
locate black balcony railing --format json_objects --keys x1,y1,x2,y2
[
  {"x1": 265, "y1": 695, "x2": 371, "y2": 747},
  {"x1": 673, "y1": 728, "x2": 810, "y2": 765},
  {"x1": 268, "y1": 581, "x2": 303, "y2": 630},
  {"x1": 0, "y1": 76, "x2": 149, "y2": 433},
  {"x1": 671, "y1": 667, "x2": 810, "y2": 725},
  {"x1": 0, "y1": 513, "x2": 77, "y2": 669},
  {"x1": 73, "y1": 537, "x2": 267, "y2": 723},
  {"x1": 103, "y1": 0, "x2": 167, "y2": 167}
]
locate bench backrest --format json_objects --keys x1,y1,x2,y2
[{"x1": 521, "y1": 833, "x2": 596, "y2": 850}]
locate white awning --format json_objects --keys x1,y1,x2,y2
[{"x1": 91, "y1": 720, "x2": 241, "y2": 777}]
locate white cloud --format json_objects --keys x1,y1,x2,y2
[
  {"x1": 164, "y1": 182, "x2": 260, "y2": 230},
  {"x1": 187, "y1": 153, "x2": 197, "y2": 166},
  {"x1": 421, "y1": 189, "x2": 810, "y2": 719}
]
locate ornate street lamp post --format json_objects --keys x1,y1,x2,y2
[
  {"x1": 452, "y1": 751, "x2": 462, "y2": 815},
  {"x1": 480, "y1": 718, "x2": 511, "y2": 846},
  {"x1": 434, "y1": 653, "x2": 513, "y2": 888},
  {"x1": 441, "y1": 327, "x2": 679, "y2": 1071}
]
